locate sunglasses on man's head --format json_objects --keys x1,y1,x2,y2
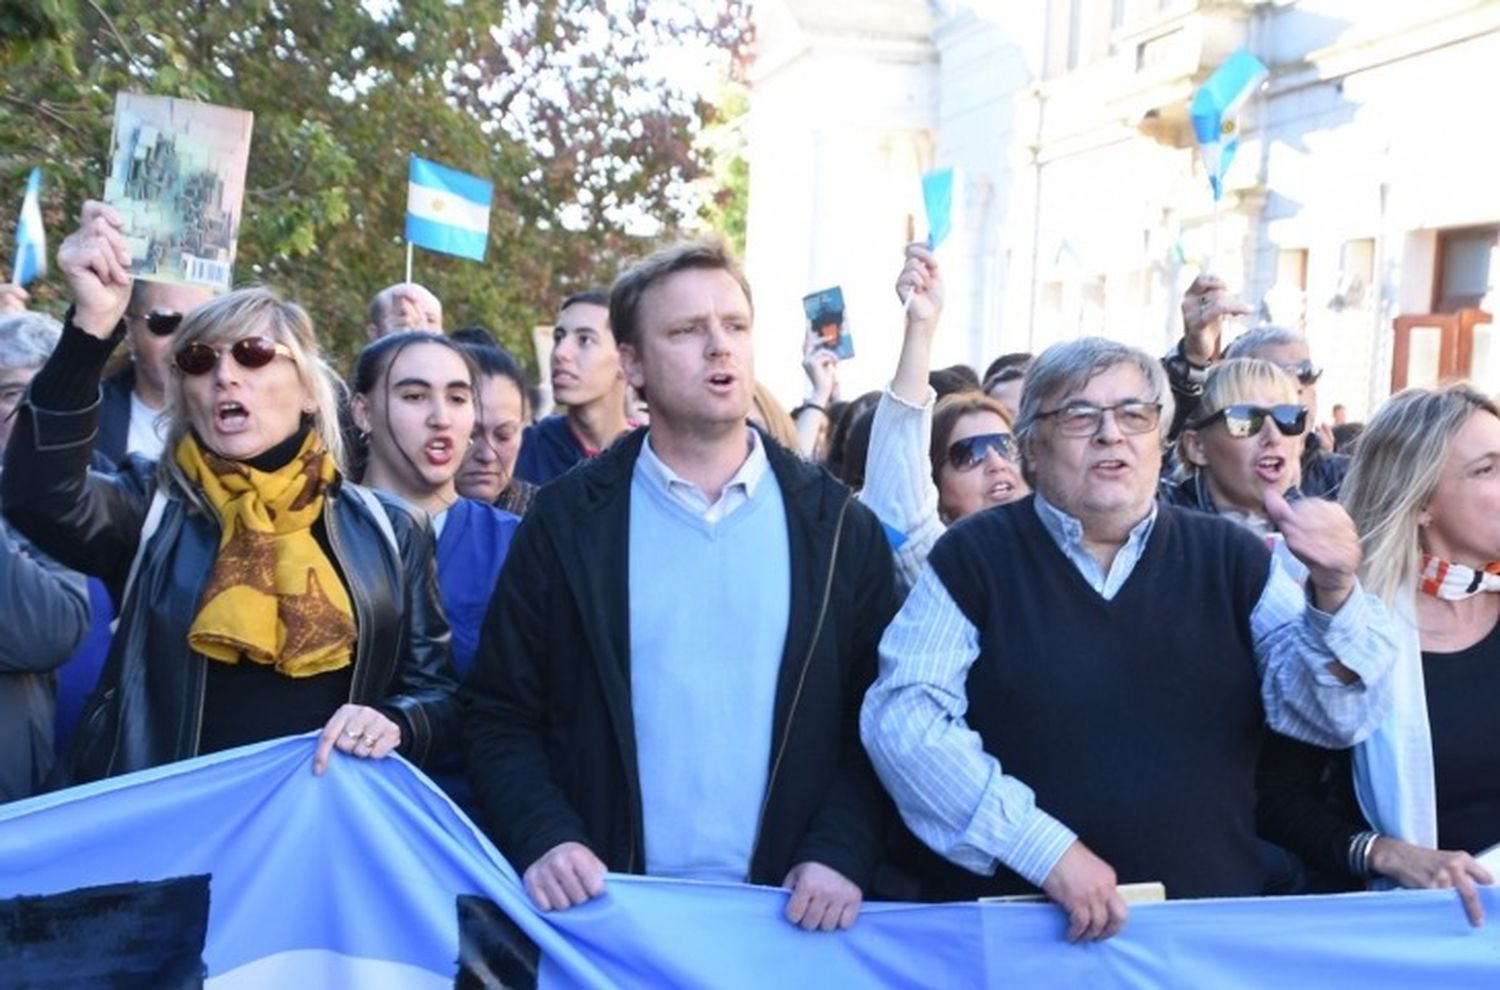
[
  {"x1": 1277, "y1": 359, "x2": 1323, "y2": 387},
  {"x1": 127, "y1": 309, "x2": 184, "y2": 337},
  {"x1": 947, "y1": 432, "x2": 1018, "y2": 470},
  {"x1": 1193, "y1": 403, "x2": 1308, "y2": 438},
  {"x1": 174, "y1": 337, "x2": 293, "y2": 376}
]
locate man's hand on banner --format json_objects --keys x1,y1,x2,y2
[
  {"x1": 783, "y1": 861, "x2": 862, "y2": 932},
  {"x1": 1041, "y1": 840, "x2": 1129, "y2": 942},
  {"x1": 313, "y1": 704, "x2": 403, "y2": 775},
  {"x1": 1369, "y1": 837, "x2": 1493, "y2": 928},
  {"x1": 523, "y1": 841, "x2": 607, "y2": 912}
]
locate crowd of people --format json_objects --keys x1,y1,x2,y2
[{"x1": 0, "y1": 199, "x2": 1495, "y2": 943}]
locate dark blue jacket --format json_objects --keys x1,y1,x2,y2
[{"x1": 513, "y1": 414, "x2": 588, "y2": 486}]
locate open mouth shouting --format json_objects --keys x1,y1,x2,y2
[
  {"x1": 1254, "y1": 454, "x2": 1287, "y2": 485},
  {"x1": 216, "y1": 401, "x2": 249, "y2": 433},
  {"x1": 424, "y1": 436, "x2": 455, "y2": 467}
]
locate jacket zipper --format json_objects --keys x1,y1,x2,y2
[{"x1": 746, "y1": 492, "x2": 852, "y2": 875}]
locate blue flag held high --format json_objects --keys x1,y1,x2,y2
[
  {"x1": 1190, "y1": 50, "x2": 1269, "y2": 201},
  {"x1": 406, "y1": 155, "x2": 493, "y2": 262},
  {"x1": 0, "y1": 736, "x2": 1495, "y2": 987},
  {"x1": 12, "y1": 167, "x2": 46, "y2": 287},
  {"x1": 921, "y1": 166, "x2": 955, "y2": 249}
]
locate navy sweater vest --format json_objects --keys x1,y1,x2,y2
[{"x1": 922, "y1": 498, "x2": 1272, "y2": 900}]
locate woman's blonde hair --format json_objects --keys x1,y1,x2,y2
[
  {"x1": 1176, "y1": 358, "x2": 1301, "y2": 477},
  {"x1": 157, "y1": 286, "x2": 347, "y2": 497},
  {"x1": 750, "y1": 380, "x2": 799, "y2": 451},
  {"x1": 1341, "y1": 384, "x2": 1499, "y2": 603}
]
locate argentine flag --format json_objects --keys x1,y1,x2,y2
[
  {"x1": 12, "y1": 167, "x2": 46, "y2": 287},
  {"x1": 1190, "y1": 50, "x2": 1269, "y2": 201},
  {"x1": 406, "y1": 155, "x2": 492, "y2": 262},
  {"x1": 0, "y1": 736, "x2": 1496, "y2": 987}
]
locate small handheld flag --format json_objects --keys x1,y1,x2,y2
[
  {"x1": 405, "y1": 156, "x2": 492, "y2": 263},
  {"x1": 1190, "y1": 50, "x2": 1268, "y2": 201},
  {"x1": 12, "y1": 167, "x2": 46, "y2": 287},
  {"x1": 921, "y1": 167, "x2": 954, "y2": 249}
]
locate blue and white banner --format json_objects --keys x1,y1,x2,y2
[
  {"x1": 406, "y1": 155, "x2": 492, "y2": 262},
  {"x1": 1190, "y1": 49, "x2": 1268, "y2": 201},
  {"x1": 12, "y1": 167, "x2": 46, "y2": 287},
  {"x1": 1, "y1": 736, "x2": 1496, "y2": 987}
]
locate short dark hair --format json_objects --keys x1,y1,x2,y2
[
  {"x1": 560, "y1": 290, "x2": 610, "y2": 312},
  {"x1": 456, "y1": 337, "x2": 532, "y2": 423},
  {"x1": 608, "y1": 240, "x2": 753, "y2": 348},
  {"x1": 982, "y1": 352, "x2": 1033, "y2": 382},
  {"x1": 929, "y1": 364, "x2": 979, "y2": 399}
]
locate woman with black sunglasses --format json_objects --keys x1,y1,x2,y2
[
  {"x1": 1166, "y1": 357, "x2": 1311, "y2": 552},
  {"x1": 859, "y1": 244, "x2": 1029, "y2": 595},
  {"x1": 1, "y1": 201, "x2": 459, "y2": 786}
]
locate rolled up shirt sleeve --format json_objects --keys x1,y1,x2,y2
[
  {"x1": 1252, "y1": 555, "x2": 1398, "y2": 748},
  {"x1": 860, "y1": 564, "x2": 1076, "y2": 887}
]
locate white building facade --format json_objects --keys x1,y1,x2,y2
[{"x1": 746, "y1": 0, "x2": 1500, "y2": 417}]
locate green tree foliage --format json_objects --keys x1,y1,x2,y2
[{"x1": 0, "y1": 0, "x2": 749, "y2": 369}]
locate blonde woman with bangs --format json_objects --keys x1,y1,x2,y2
[
  {"x1": 1, "y1": 202, "x2": 458, "y2": 786},
  {"x1": 1167, "y1": 359, "x2": 1308, "y2": 539}
]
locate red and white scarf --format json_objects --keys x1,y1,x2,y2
[{"x1": 1417, "y1": 555, "x2": 1500, "y2": 600}]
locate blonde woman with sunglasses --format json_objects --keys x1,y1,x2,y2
[
  {"x1": 1167, "y1": 358, "x2": 1310, "y2": 552},
  {"x1": 2, "y1": 202, "x2": 459, "y2": 786}
]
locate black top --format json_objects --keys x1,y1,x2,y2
[
  {"x1": 1425, "y1": 616, "x2": 1500, "y2": 854},
  {"x1": 922, "y1": 498, "x2": 1271, "y2": 900}
]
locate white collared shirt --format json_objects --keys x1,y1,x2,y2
[{"x1": 634, "y1": 428, "x2": 769, "y2": 525}]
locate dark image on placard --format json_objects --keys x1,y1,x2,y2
[
  {"x1": 802, "y1": 286, "x2": 854, "y2": 359},
  {"x1": 0, "y1": 874, "x2": 211, "y2": 988},
  {"x1": 454, "y1": 894, "x2": 541, "y2": 990}
]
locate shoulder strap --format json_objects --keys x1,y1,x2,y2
[{"x1": 112, "y1": 487, "x2": 169, "y2": 634}]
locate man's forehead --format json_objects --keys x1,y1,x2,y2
[
  {"x1": 642, "y1": 267, "x2": 751, "y2": 319},
  {"x1": 556, "y1": 301, "x2": 609, "y2": 333},
  {"x1": 139, "y1": 281, "x2": 213, "y2": 313},
  {"x1": 1052, "y1": 362, "x2": 1149, "y2": 403}
]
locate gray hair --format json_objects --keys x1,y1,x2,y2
[
  {"x1": 1014, "y1": 337, "x2": 1175, "y2": 450},
  {"x1": 0, "y1": 312, "x2": 62, "y2": 370},
  {"x1": 1224, "y1": 325, "x2": 1305, "y2": 360}
]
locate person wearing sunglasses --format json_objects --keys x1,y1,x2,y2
[
  {"x1": 859, "y1": 243, "x2": 1029, "y2": 596},
  {"x1": 2, "y1": 201, "x2": 458, "y2": 785},
  {"x1": 1257, "y1": 386, "x2": 1499, "y2": 927},
  {"x1": 95, "y1": 279, "x2": 214, "y2": 467},
  {"x1": 1168, "y1": 359, "x2": 1311, "y2": 546},
  {"x1": 1167, "y1": 276, "x2": 1350, "y2": 499},
  {"x1": 864, "y1": 336, "x2": 1398, "y2": 941}
]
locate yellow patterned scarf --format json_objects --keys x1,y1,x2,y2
[{"x1": 177, "y1": 431, "x2": 356, "y2": 677}]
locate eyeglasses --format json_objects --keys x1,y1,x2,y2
[
  {"x1": 1276, "y1": 360, "x2": 1323, "y2": 387},
  {"x1": 1036, "y1": 400, "x2": 1162, "y2": 437},
  {"x1": 126, "y1": 309, "x2": 184, "y2": 337},
  {"x1": 1191, "y1": 403, "x2": 1308, "y2": 438},
  {"x1": 174, "y1": 337, "x2": 293, "y2": 376},
  {"x1": 947, "y1": 432, "x2": 1018, "y2": 470}
]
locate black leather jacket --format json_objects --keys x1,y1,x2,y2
[{"x1": 2, "y1": 378, "x2": 460, "y2": 786}]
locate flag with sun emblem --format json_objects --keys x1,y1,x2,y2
[
  {"x1": 1190, "y1": 49, "x2": 1268, "y2": 201},
  {"x1": 405, "y1": 155, "x2": 492, "y2": 262}
]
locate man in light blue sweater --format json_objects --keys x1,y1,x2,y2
[{"x1": 464, "y1": 242, "x2": 898, "y2": 932}]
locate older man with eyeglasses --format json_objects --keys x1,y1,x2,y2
[
  {"x1": 861, "y1": 336, "x2": 1398, "y2": 942},
  {"x1": 98, "y1": 280, "x2": 215, "y2": 465}
]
